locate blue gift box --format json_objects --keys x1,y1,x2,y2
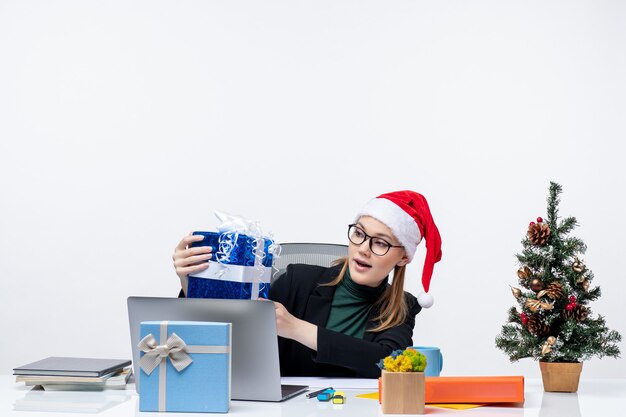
[
  {"x1": 139, "y1": 321, "x2": 231, "y2": 413},
  {"x1": 188, "y1": 231, "x2": 274, "y2": 300}
]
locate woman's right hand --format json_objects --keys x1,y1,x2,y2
[{"x1": 172, "y1": 233, "x2": 213, "y2": 295}]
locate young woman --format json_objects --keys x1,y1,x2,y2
[{"x1": 173, "y1": 190, "x2": 442, "y2": 378}]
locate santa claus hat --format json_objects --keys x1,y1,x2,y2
[{"x1": 355, "y1": 190, "x2": 442, "y2": 308}]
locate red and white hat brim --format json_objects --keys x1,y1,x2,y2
[{"x1": 355, "y1": 197, "x2": 422, "y2": 262}]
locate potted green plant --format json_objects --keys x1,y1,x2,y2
[
  {"x1": 378, "y1": 348, "x2": 427, "y2": 414},
  {"x1": 495, "y1": 182, "x2": 621, "y2": 392}
]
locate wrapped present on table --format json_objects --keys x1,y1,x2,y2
[
  {"x1": 138, "y1": 321, "x2": 231, "y2": 413},
  {"x1": 188, "y1": 211, "x2": 278, "y2": 300}
]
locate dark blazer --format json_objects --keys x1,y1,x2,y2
[{"x1": 270, "y1": 263, "x2": 421, "y2": 378}]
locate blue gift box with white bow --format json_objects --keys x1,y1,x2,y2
[
  {"x1": 187, "y1": 231, "x2": 274, "y2": 300},
  {"x1": 138, "y1": 321, "x2": 231, "y2": 413}
]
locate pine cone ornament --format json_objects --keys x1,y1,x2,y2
[
  {"x1": 538, "y1": 282, "x2": 564, "y2": 300},
  {"x1": 528, "y1": 222, "x2": 551, "y2": 246},
  {"x1": 527, "y1": 314, "x2": 550, "y2": 336},
  {"x1": 563, "y1": 305, "x2": 589, "y2": 322}
]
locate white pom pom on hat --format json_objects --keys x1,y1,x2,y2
[{"x1": 355, "y1": 190, "x2": 442, "y2": 308}]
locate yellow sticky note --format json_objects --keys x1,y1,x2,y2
[
  {"x1": 429, "y1": 403, "x2": 487, "y2": 410},
  {"x1": 355, "y1": 392, "x2": 486, "y2": 410}
]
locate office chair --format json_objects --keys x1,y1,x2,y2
[{"x1": 271, "y1": 243, "x2": 348, "y2": 283}]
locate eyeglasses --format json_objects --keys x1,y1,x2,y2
[{"x1": 347, "y1": 224, "x2": 403, "y2": 256}]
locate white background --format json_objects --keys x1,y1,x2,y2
[{"x1": 1, "y1": 0, "x2": 625, "y2": 378}]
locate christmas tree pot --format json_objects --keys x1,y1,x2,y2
[
  {"x1": 381, "y1": 370, "x2": 425, "y2": 414},
  {"x1": 539, "y1": 361, "x2": 583, "y2": 393}
]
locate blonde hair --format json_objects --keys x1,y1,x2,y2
[{"x1": 322, "y1": 257, "x2": 408, "y2": 333}]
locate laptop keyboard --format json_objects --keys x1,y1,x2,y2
[{"x1": 281, "y1": 384, "x2": 308, "y2": 400}]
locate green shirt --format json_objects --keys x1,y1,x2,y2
[{"x1": 325, "y1": 270, "x2": 388, "y2": 339}]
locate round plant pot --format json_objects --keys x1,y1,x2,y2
[{"x1": 539, "y1": 360, "x2": 583, "y2": 393}]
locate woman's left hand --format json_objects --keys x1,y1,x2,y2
[{"x1": 260, "y1": 299, "x2": 318, "y2": 351}]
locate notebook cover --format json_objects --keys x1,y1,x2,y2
[
  {"x1": 13, "y1": 357, "x2": 132, "y2": 377},
  {"x1": 425, "y1": 376, "x2": 525, "y2": 403}
]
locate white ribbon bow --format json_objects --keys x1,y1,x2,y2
[{"x1": 138, "y1": 332, "x2": 192, "y2": 375}]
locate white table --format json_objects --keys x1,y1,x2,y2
[{"x1": 2, "y1": 375, "x2": 625, "y2": 416}]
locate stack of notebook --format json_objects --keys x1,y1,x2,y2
[{"x1": 14, "y1": 357, "x2": 132, "y2": 391}]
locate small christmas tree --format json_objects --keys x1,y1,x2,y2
[{"x1": 496, "y1": 182, "x2": 621, "y2": 363}]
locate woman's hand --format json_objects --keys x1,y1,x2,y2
[
  {"x1": 172, "y1": 233, "x2": 213, "y2": 295},
  {"x1": 265, "y1": 299, "x2": 318, "y2": 351}
]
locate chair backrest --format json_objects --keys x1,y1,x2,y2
[{"x1": 271, "y1": 243, "x2": 348, "y2": 283}]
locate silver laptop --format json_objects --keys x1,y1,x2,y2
[{"x1": 127, "y1": 296, "x2": 308, "y2": 401}]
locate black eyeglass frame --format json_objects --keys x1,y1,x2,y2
[{"x1": 347, "y1": 224, "x2": 404, "y2": 256}]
